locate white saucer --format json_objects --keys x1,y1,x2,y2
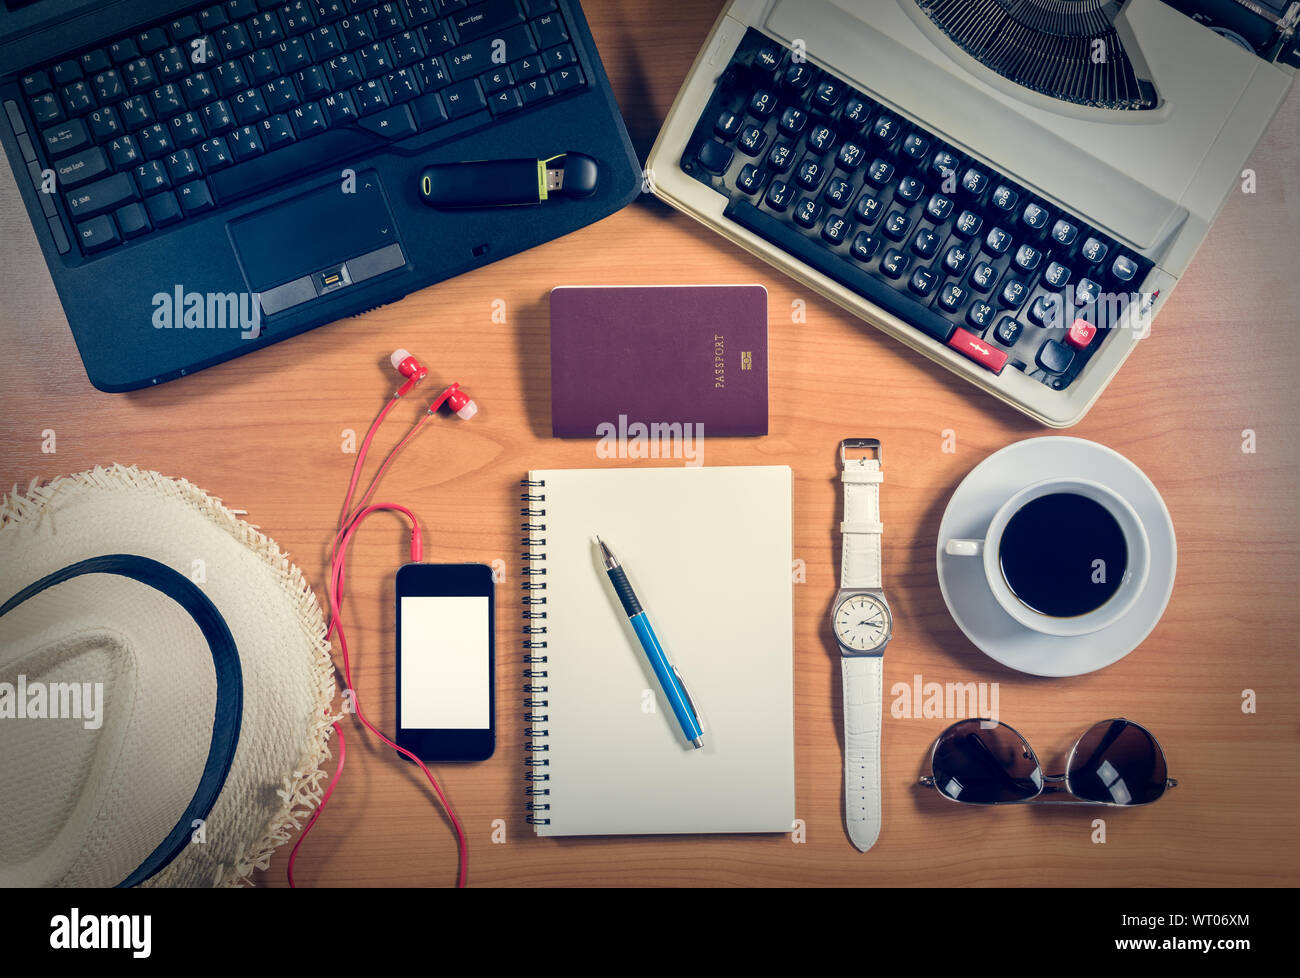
[{"x1": 935, "y1": 437, "x2": 1177, "y2": 677}]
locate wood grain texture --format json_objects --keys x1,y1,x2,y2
[{"x1": 1, "y1": 1, "x2": 1297, "y2": 888}]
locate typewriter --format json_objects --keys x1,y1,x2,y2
[{"x1": 647, "y1": 0, "x2": 1298, "y2": 426}]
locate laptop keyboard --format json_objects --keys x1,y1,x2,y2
[
  {"x1": 5, "y1": 0, "x2": 587, "y2": 258},
  {"x1": 679, "y1": 29, "x2": 1154, "y2": 393}
]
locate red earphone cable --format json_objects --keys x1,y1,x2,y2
[{"x1": 290, "y1": 373, "x2": 471, "y2": 888}]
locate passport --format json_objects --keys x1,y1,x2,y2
[{"x1": 549, "y1": 285, "x2": 769, "y2": 437}]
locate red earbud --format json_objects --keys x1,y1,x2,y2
[
  {"x1": 390, "y1": 349, "x2": 478, "y2": 418},
  {"x1": 439, "y1": 382, "x2": 478, "y2": 420},
  {"x1": 390, "y1": 348, "x2": 429, "y2": 396}
]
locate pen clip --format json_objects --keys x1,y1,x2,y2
[{"x1": 672, "y1": 665, "x2": 705, "y2": 732}]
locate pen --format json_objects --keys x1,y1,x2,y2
[{"x1": 597, "y1": 536, "x2": 705, "y2": 749}]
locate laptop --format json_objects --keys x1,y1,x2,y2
[
  {"x1": 646, "y1": 0, "x2": 1298, "y2": 427},
  {"x1": 0, "y1": 0, "x2": 641, "y2": 391}
]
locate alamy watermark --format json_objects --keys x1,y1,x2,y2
[
  {"x1": 596, "y1": 415, "x2": 704, "y2": 467},
  {"x1": 151, "y1": 286, "x2": 261, "y2": 339},
  {"x1": 891, "y1": 673, "x2": 999, "y2": 725},
  {"x1": 0, "y1": 674, "x2": 103, "y2": 730}
]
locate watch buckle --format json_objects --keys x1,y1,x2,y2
[{"x1": 839, "y1": 438, "x2": 882, "y2": 469}]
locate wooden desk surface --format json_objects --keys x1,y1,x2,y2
[{"x1": 2, "y1": 2, "x2": 1298, "y2": 888}]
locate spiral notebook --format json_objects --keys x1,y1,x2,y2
[{"x1": 521, "y1": 466, "x2": 795, "y2": 836}]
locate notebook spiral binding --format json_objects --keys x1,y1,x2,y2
[{"x1": 520, "y1": 478, "x2": 552, "y2": 825}]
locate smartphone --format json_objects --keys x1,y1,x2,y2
[{"x1": 394, "y1": 563, "x2": 495, "y2": 762}]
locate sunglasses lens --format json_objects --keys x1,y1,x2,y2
[
  {"x1": 1067, "y1": 719, "x2": 1168, "y2": 805},
  {"x1": 931, "y1": 719, "x2": 1041, "y2": 803}
]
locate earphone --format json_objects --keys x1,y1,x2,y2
[
  {"x1": 288, "y1": 349, "x2": 479, "y2": 888},
  {"x1": 389, "y1": 348, "x2": 478, "y2": 420}
]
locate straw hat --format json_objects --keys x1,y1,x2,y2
[{"x1": 0, "y1": 465, "x2": 338, "y2": 887}]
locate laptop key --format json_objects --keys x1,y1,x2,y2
[
  {"x1": 108, "y1": 135, "x2": 142, "y2": 168},
  {"x1": 455, "y1": 0, "x2": 526, "y2": 40},
  {"x1": 512, "y1": 54, "x2": 544, "y2": 80},
  {"x1": 356, "y1": 103, "x2": 416, "y2": 137},
  {"x1": 169, "y1": 111, "x2": 207, "y2": 147},
  {"x1": 66, "y1": 171, "x2": 138, "y2": 220},
  {"x1": 440, "y1": 78, "x2": 486, "y2": 119},
  {"x1": 32, "y1": 93, "x2": 65, "y2": 127},
  {"x1": 198, "y1": 136, "x2": 234, "y2": 171},
  {"x1": 152, "y1": 83, "x2": 185, "y2": 118},
  {"x1": 281, "y1": 2, "x2": 318, "y2": 36},
  {"x1": 176, "y1": 180, "x2": 215, "y2": 216},
  {"x1": 75, "y1": 214, "x2": 120, "y2": 253},
  {"x1": 115, "y1": 201, "x2": 151, "y2": 239},
  {"x1": 258, "y1": 113, "x2": 296, "y2": 149},
  {"x1": 54, "y1": 147, "x2": 111, "y2": 188},
  {"x1": 145, "y1": 190, "x2": 184, "y2": 226},
  {"x1": 481, "y1": 66, "x2": 514, "y2": 95},
  {"x1": 448, "y1": 26, "x2": 536, "y2": 81},
  {"x1": 548, "y1": 65, "x2": 583, "y2": 94},
  {"x1": 22, "y1": 71, "x2": 52, "y2": 97},
  {"x1": 118, "y1": 96, "x2": 153, "y2": 128},
  {"x1": 124, "y1": 58, "x2": 160, "y2": 93},
  {"x1": 52, "y1": 59, "x2": 82, "y2": 86},
  {"x1": 199, "y1": 5, "x2": 230, "y2": 31},
  {"x1": 289, "y1": 101, "x2": 329, "y2": 137},
  {"x1": 42, "y1": 118, "x2": 91, "y2": 158},
  {"x1": 138, "y1": 28, "x2": 170, "y2": 55},
  {"x1": 487, "y1": 87, "x2": 524, "y2": 116},
  {"x1": 168, "y1": 16, "x2": 201, "y2": 43},
  {"x1": 135, "y1": 160, "x2": 170, "y2": 193},
  {"x1": 233, "y1": 88, "x2": 269, "y2": 124},
  {"x1": 155, "y1": 47, "x2": 190, "y2": 83},
  {"x1": 530, "y1": 13, "x2": 568, "y2": 48},
  {"x1": 411, "y1": 92, "x2": 448, "y2": 129},
  {"x1": 62, "y1": 81, "x2": 95, "y2": 115},
  {"x1": 166, "y1": 148, "x2": 201, "y2": 183},
  {"x1": 422, "y1": 19, "x2": 456, "y2": 54},
  {"x1": 228, "y1": 125, "x2": 265, "y2": 160},
  {"x1": 202, "y1": 99, "x2": 235, "y2": 133}
]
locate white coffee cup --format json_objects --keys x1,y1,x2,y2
[{"x1": 943, "y1": 477, "x2": 1150, "y2": 637}]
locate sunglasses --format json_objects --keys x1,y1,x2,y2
[{"x1": 918, "y1": 718, "x2": 1178, "y2": 806}]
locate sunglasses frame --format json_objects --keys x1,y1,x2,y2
[{"x1": 918, "y1": 717, "x2": 1179, "y2": 807}]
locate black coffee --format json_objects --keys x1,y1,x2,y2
[{"x1": 999, "y1": 492, "x2": 1128, "y2": 618}]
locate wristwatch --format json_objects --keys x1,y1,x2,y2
[{"x1": 831, "y1": 438, "x2": 892, "y2": 852}]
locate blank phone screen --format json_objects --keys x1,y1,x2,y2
[{"x1": 400, "y1": 595, "x2": 490, "y2": 730}]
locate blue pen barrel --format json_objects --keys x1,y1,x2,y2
[{"x1": 629, "y1": 612, "x2": 704, "y2": 745}]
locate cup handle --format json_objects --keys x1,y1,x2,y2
[{"x1": 945, "y1": 539, "x2": 984, "y2": 557}]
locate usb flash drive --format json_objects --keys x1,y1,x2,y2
[{"x1": 418, "y1": 153, "x2": 599, "y2": 208}]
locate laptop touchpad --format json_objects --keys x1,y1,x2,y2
[{"x1": 230, "y1": 171, "x2": 406, "y2": 316}]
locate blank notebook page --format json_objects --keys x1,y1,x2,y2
[{"x1": 525, "y1": 465, "x2": 795, "y2": 836}]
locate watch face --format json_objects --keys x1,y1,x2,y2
[{"x1": 834, "y1": 593, "x2": 891, "y2": 652}]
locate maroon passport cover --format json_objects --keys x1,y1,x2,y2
[{"x1": 549, "y1": 285, "x2": 769, "y2": 437}]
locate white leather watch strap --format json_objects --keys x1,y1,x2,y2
[
  {"x1": 840, "y1": 458, "x2": 883, "y2": 590},
  {"x1": 842, "y1": 655, "x2": 883, "y2": 852}
]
